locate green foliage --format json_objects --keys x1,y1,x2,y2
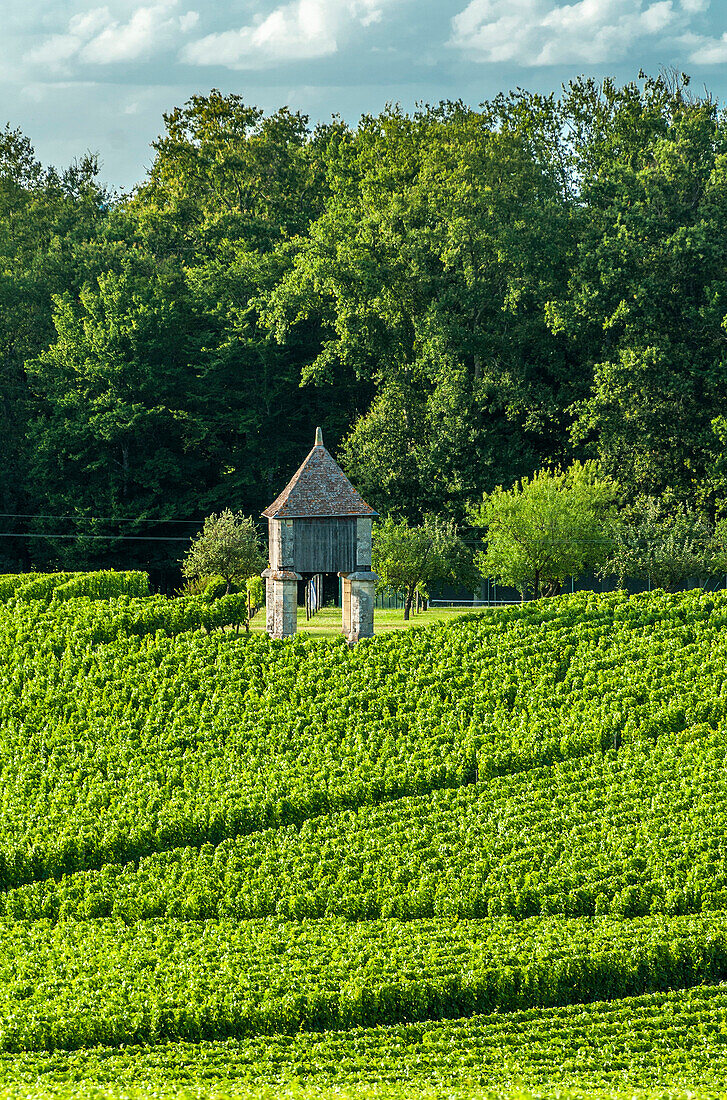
[
  {"x1": 246, "y1": 574, "x2": 264, "y2": 610},
  {"x1": 137, "y1": 90, "x2": 323, "y2": 255},
  {"x1": 4, "y1": 75, "x2": 727, "y2": 573},
  {"x1": 5, "y1": 70, "x2": 727, "y2": 1091},
  {"x1": 491, "y1": 73, "x2": 727, "y2": 503},
  {"x1": 3, "y1": 586, "x2": 727, "y2": 927},
  {"x1": 52, "y1": 570, "x2": 150, "y2": 601},
  {"x1": 372, "y1": 515, "x2": 477, "y2": 618},
  {"x1": 3, "y1": 985, "x2": 727, "y2": 1098},
  {"x1": 603, "y1": 498, "x2": 719, "y2": 590},
  {"x1": 3, "y1": 985, "x2": 727, "y2": 1096},
  {"x1": 181, "y1": 510, "x2": 265, "y2": 594},
  {"x1": 263, "y1": 102, "x2": 574, "y2": 520},
  {"x1": 0, "y1": 572, "x2": 75, "y2": 601},
  {"x1": 0, "y1": 913, "x2": 724, "y2": 1052},
  {"x1": 0, "y1": 570, "x2": 149, "y2": 603},
  {"x1": 471, "y1": 462, "x2": 618, "y2": 597},
  {"x1": 176, "y1": 574, "x2": 211, "y2": 598},
  {"x1": 0, "y1": 584, "x2": 715, "y2": 889},
  {"x1": 0, "y1": 129, "x2": 108, "y2": 570},
  {"x1": 10, "y1": 719, "x2": 727, "y2": 924},
  {"x1": 203, "y1": 575, "x2": 237, "y2": 602},
  {"x1": 1, "y1": 583, "x2": 727, "y2": 1090}
]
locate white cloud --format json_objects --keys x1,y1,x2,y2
[
  {"x1": 71, "y1": 10, "x2": 114, "y2": 39},
  {"x1": 178, "y1": 10, "x2": 199, "y2": 33},
  {"x1": 180, "y1": 0, "x2": 392, "y2": 69},
  {"x1": 26, "y1": 1, "x2": 199, "y2": 70},
  {"x1": 687, "y1": 32, "x2": 727, "y2": 62},
  {"x1": 448, "y1": 0, "x2": 701, "y2": 65}
]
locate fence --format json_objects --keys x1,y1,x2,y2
[{"x1": 381, "y1": 572, "x2": 727, "y2": 611}]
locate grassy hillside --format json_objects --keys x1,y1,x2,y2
[{"x1": 0, "y1": 580, "x2": 726, "y2": 1096}]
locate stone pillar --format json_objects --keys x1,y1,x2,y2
[
  {"x1": 344, "y1": 570, "x2": 377, "y2": 644},
  {"x1": 262, "y1": 568, "x2": 301, "y2": 639},
  {"x1": 339, "y1": 572, "x2": 352, "y2": 636},
  {"x1": 268, "y1": 518, "x2": 295, "y2": 570}
]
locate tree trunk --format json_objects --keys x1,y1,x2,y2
[
  {"x1": 121, "y1": 445, "x2": 130, "y2": 499},
  {"x1": 404, "y1": 589, "x2": 414, "y2": 620}
]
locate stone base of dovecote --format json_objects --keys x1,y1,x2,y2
[
  {"x1": 262, "y1": 568, "x2": 301, "y2": 639},
  {"x1": 339, "y1": 571, "x2": 377, "y2": 643}
]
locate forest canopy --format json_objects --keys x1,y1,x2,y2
[{"x1": 3, "y1": 72, "x2": 727, "y2": 578}]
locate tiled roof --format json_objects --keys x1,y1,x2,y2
[{"x1": 262, "y1": 430, "x2": 378, "y2": 520}]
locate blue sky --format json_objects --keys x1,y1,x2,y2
[{"x1": 4, "y1": 0, "x2": 727, "y2": 191}]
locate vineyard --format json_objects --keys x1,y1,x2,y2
[{"x1": 0, "y1": 575, "x2": 725, "y2": 1097}]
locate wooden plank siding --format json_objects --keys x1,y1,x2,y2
[{"x1": 293, "y1": 517, "x2": 357, "y2": 574}]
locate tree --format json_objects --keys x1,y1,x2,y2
[
  {"x1": 181, "y1": 510, "x2": 265, "y2": 595},
  {"x1": 602, "y1": 497, "x2": 719, "y2": 590},
  {"x1": 372, "y1": 514, "x2": 477, "y2": 620},
  {"x1": 25, "y1": 257, "x2": 219, "y2": 571},
  {"x1": 538, "y1": 73, "x2": 727, "y2": 501},
  {"x1": 133, "y1": 90, "x2": 363, "y2": 522},
  {"x1": 262, "y1": 102, "x2": 576, "y2": 521},
  {"x1": 471, "y1": 462, "x2": 618, "y2": 598},
  {"x1": 8, "y1": 77, "x2": 727, "y2": 577},
  {"x1": 0, "y1": 127, "x2": 108, "y2": 569},
  {"x1": 134, "y1": 91, "x2": 323, "y2": 261}
]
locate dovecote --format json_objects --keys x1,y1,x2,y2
[{"x1": 262, "y1": 428, "x2": 378, "y2": 641}]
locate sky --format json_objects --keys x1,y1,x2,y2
[{"x1": 3, "y1": 0, "x2": 727, "y2": 192}]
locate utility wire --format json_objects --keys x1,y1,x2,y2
[
  {"x1": 0, "y1": 512, "x2": 205, "y2": 542},
  {"x1": 0, "y1": 513, "x2": 204, "y2": 523},
  {"x1": 0, "y1": 533, "x2": 190, "y2": 542}
]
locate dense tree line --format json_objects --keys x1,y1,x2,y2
[{"x1": 3, "y1": 72, "x2": 727, "y2": 577}]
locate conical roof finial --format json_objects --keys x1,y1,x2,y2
[{"x1": 262, "y1": 426, "x2": 378, "y2": 519}]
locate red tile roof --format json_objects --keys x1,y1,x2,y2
[{"x1": 262, "y1": 431, "x2": 378, "y2": 520}]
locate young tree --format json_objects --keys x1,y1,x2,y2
[
  {"x1": 372, "y1": 514, "x2": 477, "y2": 620},
  {"x1": 602, "y1": 498, "x2": 719, "y2": 591},
  {"x1": 471, "y1": 462, "x2": 618, "y2": 598},
  {"x1": 181, "y1": 510, "x2": 265, "y2": 595}
]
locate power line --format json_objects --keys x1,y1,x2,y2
[
  {"x1": 0, "y1": 533, "x2": 190, "y2": 542},
  {"x1": 0, "y1": 513, "x2": 204, "y2": 523}
]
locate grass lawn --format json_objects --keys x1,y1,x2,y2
[{"x1": 249, "y1": 604, "x2": 481, "y2": 637}]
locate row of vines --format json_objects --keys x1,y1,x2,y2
[
  {"x1": 4, "y1": 719, "x2": 725, "y2": 924},
  {"x1": 0, "y1": 571, "x2": 150, "y2": 603},
  {"x1": 1, "y1": 914, "x2": 727, "y2": 1051},
  {"x1": 3, "y1": 984, "x2": 726, "y2": 1097},
  {"x1": 1, "y1": 582, "x2": 726, "y2": 1094},
  {"x1": 0, "y1": 589, "x2": 723, "y2": 889}
]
